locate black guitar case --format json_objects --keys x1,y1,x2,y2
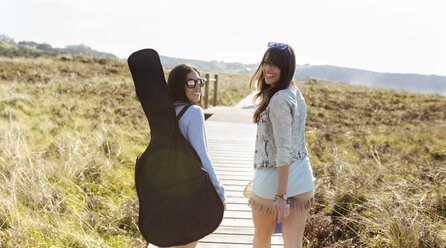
[{"x1": 127, "y1": 49, "x2": 224, "y2": 246}]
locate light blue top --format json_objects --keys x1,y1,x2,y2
[{"x1": 174, "y1": 103, "x2": 225, "y2": 201}]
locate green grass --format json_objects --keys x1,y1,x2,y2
[{"x1": 1, "y1": 57, "x2": 445, "y2": 247}]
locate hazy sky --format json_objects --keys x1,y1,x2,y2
[{"x1": 1, "y1": 0, "x2": 445, "y2": 76}]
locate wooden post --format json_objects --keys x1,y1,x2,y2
[
  {"x1": 204, "y1": 73, "x2": 210, "y2": 109},
  {"x1": 213, "y1": 74, "x2": 218, "y2": 106}
]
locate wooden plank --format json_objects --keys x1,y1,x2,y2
[
  {"x1": 219, "y1": 218, "x2": 253, "y2": 227},
  {"x1": 220, "y1": 178, "x2": 250, "y2": 183},
  {"x1": 223, "y1": 211, "x2": 252, "y2": 219},
  {"x1": 208, "y1": 145, "x2": 254, "y2": 149},
  {"x1": 214, "y1": 167, "x2": 253, "y2": 172},
  {"x1": 213, "y1": 225, "x2": 254, "y2": 235},
  {"x1": 223, "y1": 185, "x2": 250, "y2": 191},
  {"x1": 211, "y1": 156, "x2": 253, "y2": 161},
  {"x1": 225, "y1": 203, "x2": 251, "y2": 211},
  {"x1": 212, "y1": 159, "x2": 252, "y2": 163},
  {"x1": 209, "y1": 149, "x2": 254, "y2": 152},
  {"x1": 215, "y1": 170, "x2": 252, "y2": 175},
  {"x1": 211, "y1": 152, "x2": 252, "y2": 156},
  {"x1": 208, "y1": 144, "x2": 253, "y2": 148},
  {"x1": 211, "y1": 164, "x2": 252, "y2": 169},
  {"x1": 211, "y1": 159, "x2": 253, "y2": 164},
  {"x1": 224, "y1": 198, "x2": 248, "y2": 204},
  {"x1": 224, "y1": 191, "x2": 246, "y2": 198},
  {"x1": 216, "y1": 175, "x2": 252, "y2": 181},
  {"x1": 212, "y1": 161, "x2": 253, "y2": 166},
  {"x1": 197, "y1": 243, "x2": 283, "y2": 248},
  {"x1": 200, "y1": 233, "x2": 283, "y2": 245},
  {"x1": 210, "y1": 153, "x2": 253, "y2": 157},
  {"x1": 220, "y1": 180, "x2": 251, "y2": 187}
]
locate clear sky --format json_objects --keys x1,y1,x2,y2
[{"x1": 1, "y1": 0, "x2": 445, "y2": 76}]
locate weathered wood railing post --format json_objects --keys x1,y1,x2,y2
[
  {"x1": 204, "y1": 74, "x2": 210, "y2": 109},
  {"x1": 213, "y1": 74, "x2": 218, "y2": 106},
  {"x1": 203, "y1": 73, "x2": 218, "y2": 109}
]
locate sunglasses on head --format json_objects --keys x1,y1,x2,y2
[
  {"x1": 267, "y1": 42, "x2": 291, "y2": 54},
  {"x1": 186, "y1": 78, "x2": 205, "y2": 88}
]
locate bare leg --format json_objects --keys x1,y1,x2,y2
[
  {"x1": 252, "y1": 209, "x2": 276, "y2": 248},
  {"x1": 282, "y1": 208, "x2": 309, "y2": 248}
]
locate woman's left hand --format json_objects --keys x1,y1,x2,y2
[{"x1": 275, "y1": 198, "x2": 290, "y2": 222}]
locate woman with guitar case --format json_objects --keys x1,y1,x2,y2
[{"x1": 128, "y1": 49, "x2": 224, "y2": 247}]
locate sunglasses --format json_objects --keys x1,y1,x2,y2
[
  {"x1": 267, "y1": 42, "x2": 291, "y2": 54},
  {"x1": 186, "y1": 78, "x2": 205, "y2": 88}
]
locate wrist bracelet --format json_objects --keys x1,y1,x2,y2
[{"x1": 274, "y1": 196, "x2": 290, "y2": 205}]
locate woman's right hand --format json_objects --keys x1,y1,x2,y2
[{"x1": 274, "y1": 198, "x2": 290, "y2": 222}]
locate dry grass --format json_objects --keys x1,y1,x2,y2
[
  {"x1": 1, "y1": 57, "x2": 445, "y2": 247},
  {"x1": 0, "y1": 56, "x2": 147, "y2": 247},
  {"x1": 299, "y1": 79, "x2": 446, "y2": 247}
]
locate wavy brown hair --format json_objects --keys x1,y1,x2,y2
[{"x1": 250, "y1": 45, "x2": 296, "y2": 123}]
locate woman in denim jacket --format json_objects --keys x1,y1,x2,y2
[{"x1": 244, "y1": 43, "x2": 315, "y2": 248}]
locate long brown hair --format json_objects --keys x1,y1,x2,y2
[
  {"x1": 250, "y1": 45, "x2": 296, "y2": 123},
  {"x1": 167, "y1": 64, "x2": 202, "y2": 106}
]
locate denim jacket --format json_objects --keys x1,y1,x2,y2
[{"x1": 253, "y1": 85, "x2": 308, "y2": 169}]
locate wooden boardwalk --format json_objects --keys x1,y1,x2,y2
[
  {"x1": 149, "y1": 103, "x2": 283, "y2": 247},
  {"x1": 198, "y1": 107, "x2": 283, "y2": 248}
]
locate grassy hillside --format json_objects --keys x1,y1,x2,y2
[
  {"x1": 0, "y1": 57, "x2": 445, "y2": 247},
  {"x1": 0, "y1": 40, "x2": 52, "y2": 58},
  {"x1": 0, "y1": 40, "x2": 117, "y2": 59}
]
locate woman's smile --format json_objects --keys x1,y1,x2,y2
[{"x1": 263, "y1": 65, "x2": 281, "y2": 85}]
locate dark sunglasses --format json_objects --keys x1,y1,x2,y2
[
  {"x1": 267, "y1": 42, "x2": 291, "y2": 54},
  {"x1": 186, "y1": 78, "x2": 205, "y2": 88}
]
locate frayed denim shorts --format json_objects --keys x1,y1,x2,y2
[{"x1": 244, "y1": 156, "x2": 315, "y2": 217}]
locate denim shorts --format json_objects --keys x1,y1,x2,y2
[{"x1": 244, "y1": 156, "x2": 315, "y2": 217}]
